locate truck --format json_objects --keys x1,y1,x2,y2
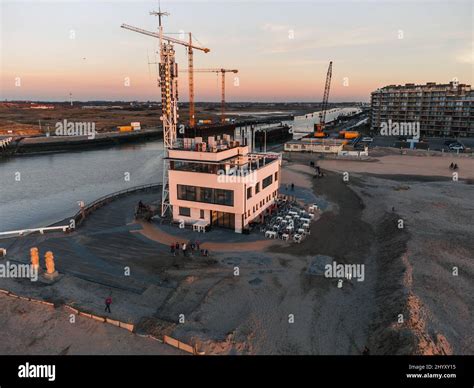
[{"x1": 131, "y1": 122, "x2": 141, "y2": 131}]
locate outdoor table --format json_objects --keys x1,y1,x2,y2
[
  {"x1": 265, "y1": 231, "x2": 277, "y2": 239},
  {"x1": 193, "y1": 220, "x2": 208, "y2": 233}
]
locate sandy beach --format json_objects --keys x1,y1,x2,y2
[{"x1": 1, "y1": 152, "x2": 472, "y2": 355}]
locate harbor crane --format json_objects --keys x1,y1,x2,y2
[
  {"x1": 180, "y1": 68, "x2": 239, "y2": 124},
  {"x1": 121, "y1": 10, "x2": 210, "y2": 217},
  {"x1": 314, "y1": 61, "x2": 333, "y2": 138}
]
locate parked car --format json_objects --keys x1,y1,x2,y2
[
  {"x1": 361, "y1": 136, "x2": 373, "y2": 142},
  {"x1": 449, "y1": 143, "x2": 464, "y2": 151}
]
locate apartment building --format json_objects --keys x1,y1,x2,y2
[
  {"x1": 168, "y1": 134, "x2": 281, "y2": 233},
  {"x1": 370, "y1": 82, "x2": 474, "y2": 137}
]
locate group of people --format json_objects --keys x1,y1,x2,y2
[
  {"x1": 170, "y1": 241, "x2": 209, "y2": 257},
  {"x1": 449, "y1": 162, "x2": 459, "y2": 170}
]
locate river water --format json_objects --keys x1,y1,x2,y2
[{"x1": 0, "y1": 141, "x2": 164, "y2": 232}]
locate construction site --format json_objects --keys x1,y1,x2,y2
[{"x1": 0, "y1": 4, "x2": 473, "y2": 364}]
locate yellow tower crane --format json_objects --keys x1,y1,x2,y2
[{"x1": 181, "y1": 68, "x2": 238, "y2": 124}]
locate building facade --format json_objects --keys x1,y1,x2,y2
[
  {"x1": 168, "y1": 135, "x2": 281, "y2": 233},
  {"x1": 370, "y1": 82, "x2": 474, "y2": 137}
]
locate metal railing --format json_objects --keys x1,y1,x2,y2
[
  {"x1": 0, "y1": 183, "x2": 162, "y2": 239},
  {"x1": 71, "y1": 182, "x2": 162, "y2": 225},
  {"x1": 0, "y1": 225, "x2": 71, "y2": 238}
]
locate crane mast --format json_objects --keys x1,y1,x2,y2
[
  {"x1": 180, "y1": 68, "x2": 238, "y2": 123},
  {"x1": 188, "y1": 33, "x2": 195, "y2": 127},
  {"x1": 121, "y1": 10, "x2": 209, "y2": 217}
]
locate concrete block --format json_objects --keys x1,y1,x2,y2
[
  {"x1": 178, "y1": 342, "x2": 195, "y2": 354},
  {"x1": 164, "y1": 335, "x2": 179, "y2": 348},
  {"x1": 106, "y1": 317, "x2": 120, "y2": 327},
  {"x1": 119, "y1": 321, "x2": 134, "y2": 332},
  {"x1": 91, "y1": 314, "x2": 105, "y2": 323},
  {"x1": 65, "y1": 305, "x2": 79, "y2": 314},
  {"x1": 79, "y1": 311, "x2": 92, "y2": 319}
]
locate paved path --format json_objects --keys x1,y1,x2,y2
[{"x1": 136, "y1": 221, "x2": 279, "y2": 252}]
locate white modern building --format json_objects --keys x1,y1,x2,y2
[{"x1": 168, "y1": 134, "x2": 281, "y2": 233}]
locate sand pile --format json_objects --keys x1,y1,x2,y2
[{"x1": 364, "y1": 213, "x2": 452, "y2": 354}]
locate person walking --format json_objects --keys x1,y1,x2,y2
[
  {"x1": 291, "y1": 183, "x2": 295, "y2": 191},
  {"x1": 175, "y1": 242, "x2": 180, "y2": 256},
  {"x1": 170, "y1": 244, "x2": 175, "y2": 256},
  {"x1": 182, "y1": 242, "x2": 187, "y2": 257},
  {"x1": 105, "y1": 296, "x2": 112, "y2": 313}
]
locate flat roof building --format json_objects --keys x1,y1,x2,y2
[
  {"x1": 370, "y1": 82, "x2": 474, "y2": 137},
  {"x1": 167, "y1": 134, "x2": 281, "y2": 233}
]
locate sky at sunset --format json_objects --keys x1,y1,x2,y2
[{"x1": 1, "y1": 0, "x2": 472, "y2": 102}]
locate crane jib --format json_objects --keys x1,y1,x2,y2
[{"x1": 120, "y1": 24, "x2": 210, "y2": 53}]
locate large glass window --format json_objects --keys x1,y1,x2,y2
[
  {"x1": 262, "y1": 174, "x2": 273, "y2": 189},
  {"x1": 171, "y1": 161, "x2": 220, "y2": 174},
  {"x1": 179, "y1": 207, "x2": 191, "y2": 217},
  {"x1": 183, "y1": 186, "x2": 196, "y2": 201},
  {"x1": 211, "y1": 211, "x2": 235, "y2": 229},
  {"x1": 177, "y1": 185, "x2": 234, "y2": 206},
  {"x1": 199, "y1": 187, "x2": 214, "y2": 203},
  {"x1": 215, "y1": 189, "x2": 233, "y2": 206}
]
